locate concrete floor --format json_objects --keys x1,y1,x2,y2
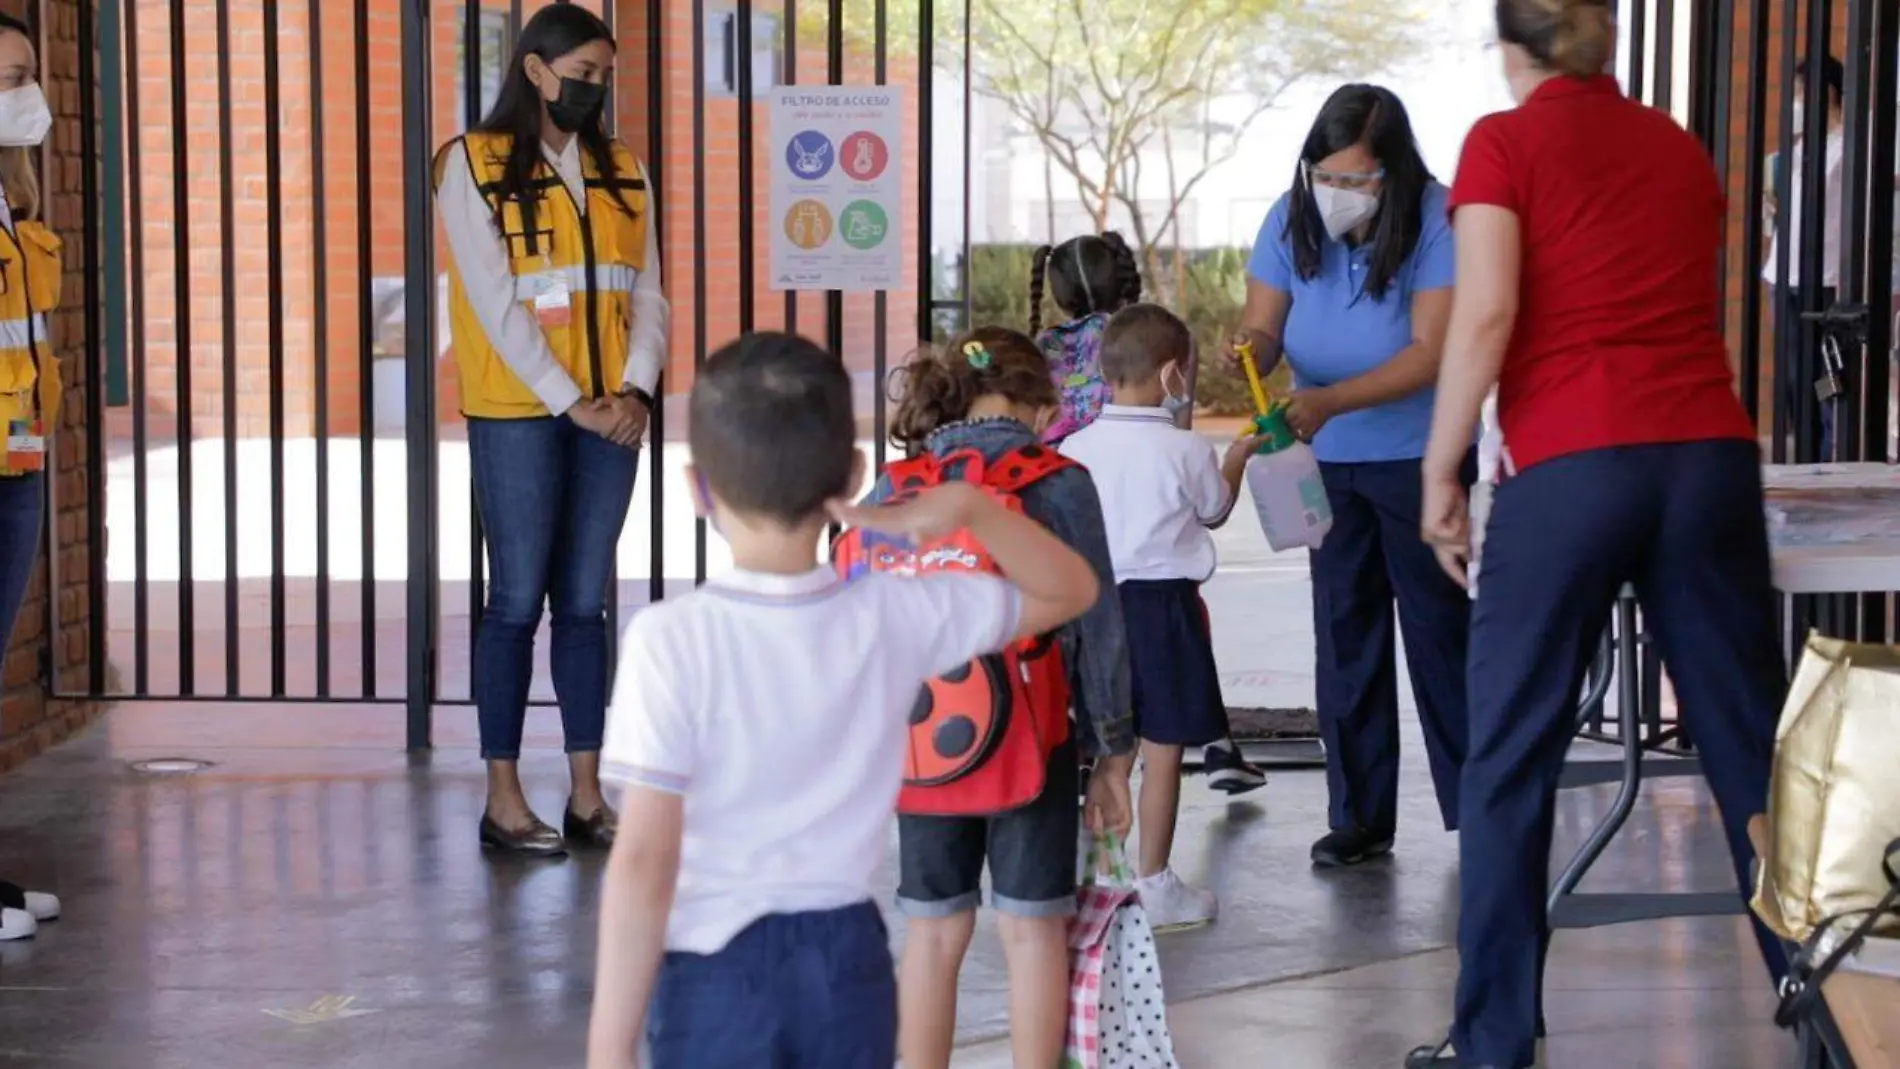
[{"x1": 0, "y1": 703, "x2": 1789, "y2": 1069}]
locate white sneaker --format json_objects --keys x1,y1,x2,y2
[
  {"x1": 0, "y1": 881, "x2": 57, "y2": 922},
  {"x1": 1135, "y1": 869, "x2": 1217, "y2": 932},
  {"x1": 0, "y1": 907, "x2": 36, "y2": 942}
]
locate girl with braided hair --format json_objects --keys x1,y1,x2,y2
[{"x1": 1029, "y1": 232, "x2": 1145, "y2": 446}]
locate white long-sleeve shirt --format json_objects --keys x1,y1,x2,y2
[{"x1": 437, "y1": 135, "x2": 669, "y2": 414}]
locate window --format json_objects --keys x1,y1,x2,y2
[
  {"x1": 455, "y1": 10, "x2": 512, "y2": 125},
  {"x1": 705, "y1": 10, "x2": 784, "y2": 97}
]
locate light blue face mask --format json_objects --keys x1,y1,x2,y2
[
  {"x1": 1161, "y1": 362, "x2": 1192, "y2": 420},
  {"x1": 693, "y1": 471, "x2": 723, "y2": 537}
]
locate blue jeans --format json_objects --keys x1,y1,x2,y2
[
  {"x1": 0, "y1": 473, "x2": 42, "y2": 653},
  {"x1": 646, "y1": 902, "x2": 896, "y2": 1069},
  {"x1": 467, "y1": 416, "x2": 637, "y2": 760}
]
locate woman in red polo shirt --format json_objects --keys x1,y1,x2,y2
[{"x1": 1407, "y1": 1, "x2": 1789, "y2": 1067}]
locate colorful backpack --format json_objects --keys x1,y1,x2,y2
[
  {"x1": 1038, "y1": 313, "x2": 1110, "y2": 445},
  {"x1": 833, "y1": 444, "x2": 1075, "y2": 816}
]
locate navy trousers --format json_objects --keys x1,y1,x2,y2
[
  {"x1": 1310, "y1": 457, "x2": 1470, "y2": 836},
  {"x1": 1453, "y1": 440, "x2": 1790, "y2": 1068}
]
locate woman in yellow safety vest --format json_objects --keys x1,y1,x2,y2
[
  {"x1": 435, "y1": 4, "x2": 668, "y2": 857},
  {"x1": 0, "y1": 12, "x2": 69, "y2": 941}
]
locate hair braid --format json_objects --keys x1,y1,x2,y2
[
  {"x1": 1028, "y1": 244, "x2": 1054, "y2": 337},
  {"x1": 1099, "y1": 231, "x2": 1143, "y2": 308}
]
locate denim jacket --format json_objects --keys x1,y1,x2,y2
[{"x1": 865, "y1": 417, "x2": 1135, "y2": 759}]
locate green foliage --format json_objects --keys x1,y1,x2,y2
[{"x1": 963, "y1": 243, "x2": 1284, "y2": 415}]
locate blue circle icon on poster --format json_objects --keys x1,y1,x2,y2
[{"x1": 785, "y1": 131, "x2": 835, "y2": 181}]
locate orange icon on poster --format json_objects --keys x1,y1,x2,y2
[{"x1": 785, "y1": 200, "x2": 833, "y2": 249}]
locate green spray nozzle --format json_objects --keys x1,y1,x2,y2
[{"x1": 1249, "y1": 403, "x2": 1300, "y2": 454}]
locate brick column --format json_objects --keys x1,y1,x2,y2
[{"x1": 0, "y1": 0, "x2": 103, "y2": 773}]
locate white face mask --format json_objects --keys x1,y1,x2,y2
[
  {"x1": 1312, "y1": 183, "x2": 1380, "y2": 241},
  {"x1": 0, "y1": 83, "x2": 50, "y2": 148},
  {"x1": 1161, "y1": 362, "x2": 1192, "y2": 419}
]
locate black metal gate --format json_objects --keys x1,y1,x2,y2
[{"x1": 55, "y1": 0, "x2": 972, "y2": 749}]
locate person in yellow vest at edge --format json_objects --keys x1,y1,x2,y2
[
  {"x1": 435, "y1": 4, "x2": 668, "y2": 857},
  {"x1": 0, "y1": 14, "x2": 71, "y2": 941}
]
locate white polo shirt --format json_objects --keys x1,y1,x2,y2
[
  {"x1": 600, "y1": 565, "x2": 1020, "y2": 954},
  {"x1": 1060, "y1": 404, "x2": 1230, "y2": 583}
]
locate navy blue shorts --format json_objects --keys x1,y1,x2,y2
[
  {"x1": 645, "y1": 901, "x2": 896, "y2": 1068},
  {"x1": 1120, "y1": 579, "x2": 1228, "y2": 747}
]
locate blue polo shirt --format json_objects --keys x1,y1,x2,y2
[{"x1": 1246, "y1": 181, "x2": 1455, "y2": 463}]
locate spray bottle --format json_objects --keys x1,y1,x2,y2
[{"x1": 1235, "y1": 339, "x2": 1332, "y2": 551}]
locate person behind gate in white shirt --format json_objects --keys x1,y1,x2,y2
[
  {"x1": 434, "y1": 4, "x2": 669, "y2": 857},
  {"x1": 1061, "y1": 304, "x2": 1260, "y2": 932},
  {"x1": 583, "y1": 333, "x2": 1102, "y2": 1069}
]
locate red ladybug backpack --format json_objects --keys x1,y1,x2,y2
[{"x1": 833, "y1": 443, "x2": 1074, "y2": 816}]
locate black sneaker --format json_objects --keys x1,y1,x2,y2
[
  {"x1": 1202, "y1": 740, "x2": 1266, "y2": 795},
  {"x1": 1403, "y1": 1036, "x2": 1535, "y2": 1068},
  {"x1": 1310, "y1": 826, "x2": 1395, "y2": 868}
]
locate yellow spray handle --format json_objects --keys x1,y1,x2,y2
[{"x1": 1234, "y1": 336, "x2": 1273, "y2": 417}]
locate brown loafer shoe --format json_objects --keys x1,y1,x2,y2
[
  {"x1": 479, "y1": 813, "x2": 567, "y2": 857},
  {"x1": 563, "y1": 803, "x2": 618, "y2": 849}
]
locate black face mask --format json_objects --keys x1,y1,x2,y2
[{"x1": 545, "y1": 75, "x2": 607, "y2": 134}]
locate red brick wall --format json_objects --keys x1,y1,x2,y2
[{"x1": 0, "y1": 0, "x2": 102, "y2": 773}]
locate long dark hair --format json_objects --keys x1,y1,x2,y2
[
  {"x1": 1281, "y1": 85, "x2": 1432, "y2": 302},
  {"x1": 1028, "y1": 232, "x2": 1142, "y2": 336},
  {"x1": 473, "y1": 5, "x2": 636, "y2": 227}
]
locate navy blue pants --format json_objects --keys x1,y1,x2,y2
[
  {"x1": 467, "y1": 415, "x2": 638, "y2": 760},
  {"x1": 1453, "y1": 441, "x2": 1789, "y2": 1068},
  {"x1": 0, "y1": 473, "x2": 41, "y2": 654},
  {"x1": 1310, "y1": 457, "x2": 1470, "y2": 836},
  {"x1": 645, "y1": 902, "x2": 896, "y2": 1068}
]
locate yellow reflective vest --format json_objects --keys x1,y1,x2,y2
[
  {"x1": 0, "y1": 208, "x2": 62, "y2": 477},
  {"x1": 438, "y1": 131, "x2": 649, "y2": 419}
]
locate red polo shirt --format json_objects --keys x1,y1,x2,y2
[{"x1": 1448, "y1": 75, "x2": 1754, "y2": 471}]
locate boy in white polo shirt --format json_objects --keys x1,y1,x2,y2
[
  {"x1": 1061, "y1": 304, "x2": 1257, "y2": 931},
  {"x1": 583, "y1": 333, "x2": 1104, "y2": 1069}
]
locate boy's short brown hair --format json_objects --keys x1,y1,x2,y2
[
  {"x1": 689, "y1": 332, "x2": 858, "y2": 527},
  {"x1": 1100, "y1": 303, "x2": 1192, "y2": 385}
]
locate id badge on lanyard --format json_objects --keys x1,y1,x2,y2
[
  {"x1": 531, "y1": 256, "x2": 573, "y2": 331},
  {"x1": 6, "y1": 416, "x2": 45, "y2": 472}
]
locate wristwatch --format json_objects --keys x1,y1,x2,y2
[{"x1": 616, "y1": 385, "x2": 656, "y2": 410}]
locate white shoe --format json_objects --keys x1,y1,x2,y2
[
  {"x1": 0, "y1": 907, "x2": 36, "y2": 942},
  {"x1": 1135, "y1": 869, "x2": 1217, "y2": 932},
  {"x1": 0, "y1": 881, "x2": 57, "y2": 921}
]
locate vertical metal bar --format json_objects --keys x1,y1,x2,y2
[
  {"x1": 1739, "y1": 0, "x2": 1770, "y2": 426},
  {"x1": 825, "y1": 0, "x2": 843, "y2": 363},
  {"x1": 1867, "y1": 0, "x2": 1900, "y2": 457},
  {"x1": 101, "y1": 0, "x2": 129, "y2": 411},
  {"x1": 265, "y1": 0, "x2": 289, "y2": 697},
  {"x1": 648, "y1": 0, "x2": 669, "y2": 604},
  {"x1": 402, "y1": 0, "x2": 438, "y2": 748},
  {"x1": 82, "y1": 0, "x2": 108, "y2": 692},
  {"x1": 872, "y1": 0, "x2": 888, "y2": 472},
  {"x1": 126, "y1": 0, "x2": 150, "y2": 694},
  {"x1": 311, "y1": 0, "x2": 334, "y2": 695},
  {"x1": 692, "y1": 0, "x2": 709, "y2": 586},
  {"x1": 511, "y1": 0, "x2": 524, "y2": 37},
  {"x1": 216, "y1": 0, "x2": 239, "y2": 695},
  {"x1": 1706, "y1": 0, "x2": 1734, "y2": 300},
  {"x1": 917, "y1": 0, "x2": 933, "y2": 345},
  {"x1": 738, "y1": 0, "x2": 756, "y2": 333},
  {"x1": 603, "y1": 0, "x2": 617, "y2": 131},
  {"x1": 1771, "y1": 0, "x2": 1800, "y2": 461},
  {"x1": 1839, "y1": 0, "x2": 1874, "y2": 468},
  {"x1": 356, "y1": 0, "x2": 378, "y2": 698},
  {"x1": 1627, "y1": 0, "x2": 1648, "y2": 101},
  {"x1": 1653, "y1": 0, "x2": 1675, "y2": 111},
  {"x1": 784, "y1": 0, "x2": 798, "y2": 334},
  {"x1": 169, "y1": 0, "x2": 197, "y2": 695},
  {"x1": 958, "y1": 0, "x2": 971, "y2": 319},
  {"x1": 465, "y1": 0, "x2": 485, "y2": 705},
  {"x1": 1795, "y1": 0, "x2": 1833, "y2": 464}
]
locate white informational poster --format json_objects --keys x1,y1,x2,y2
[{"x1": 768, "y1": 87, "x2": 905, "y2": 292}]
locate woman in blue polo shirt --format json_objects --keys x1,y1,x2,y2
[{"x1": 1229, "y1": 84, "x2": 1468, "y2": 869}]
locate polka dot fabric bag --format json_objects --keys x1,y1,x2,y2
[{"x1": 1063, "y1": 833, "x2": 1180, "y2": 1069}]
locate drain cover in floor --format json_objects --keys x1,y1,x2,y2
[
  {"x1": 1226, "y1": 706, "x2": 1319, "y2": 740},
  {"x1": 129, "y1": 758, "x2": 214, "y2": 775}
]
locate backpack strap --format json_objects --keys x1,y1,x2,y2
[
  {"x1": 984, "y1": 443, "x2": 1074, "y2": 494},
  {"x1": 883, "y1": 454, "x2": 948, "y2": 502}
]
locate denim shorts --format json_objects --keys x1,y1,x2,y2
[
  {"x1": 895, "y1": 739, "x2": 1080, "y2": 919},
  {"x1": 645, "y1": 901, "x2": 895, "y2": 1069}
]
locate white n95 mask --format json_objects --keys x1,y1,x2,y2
[
  {"x1": 0, "y1": 84, "x2": 51, "y2": 148},
  {"x1": 1313, "y1": 184, "x2": 1380, "y2": 241}
]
